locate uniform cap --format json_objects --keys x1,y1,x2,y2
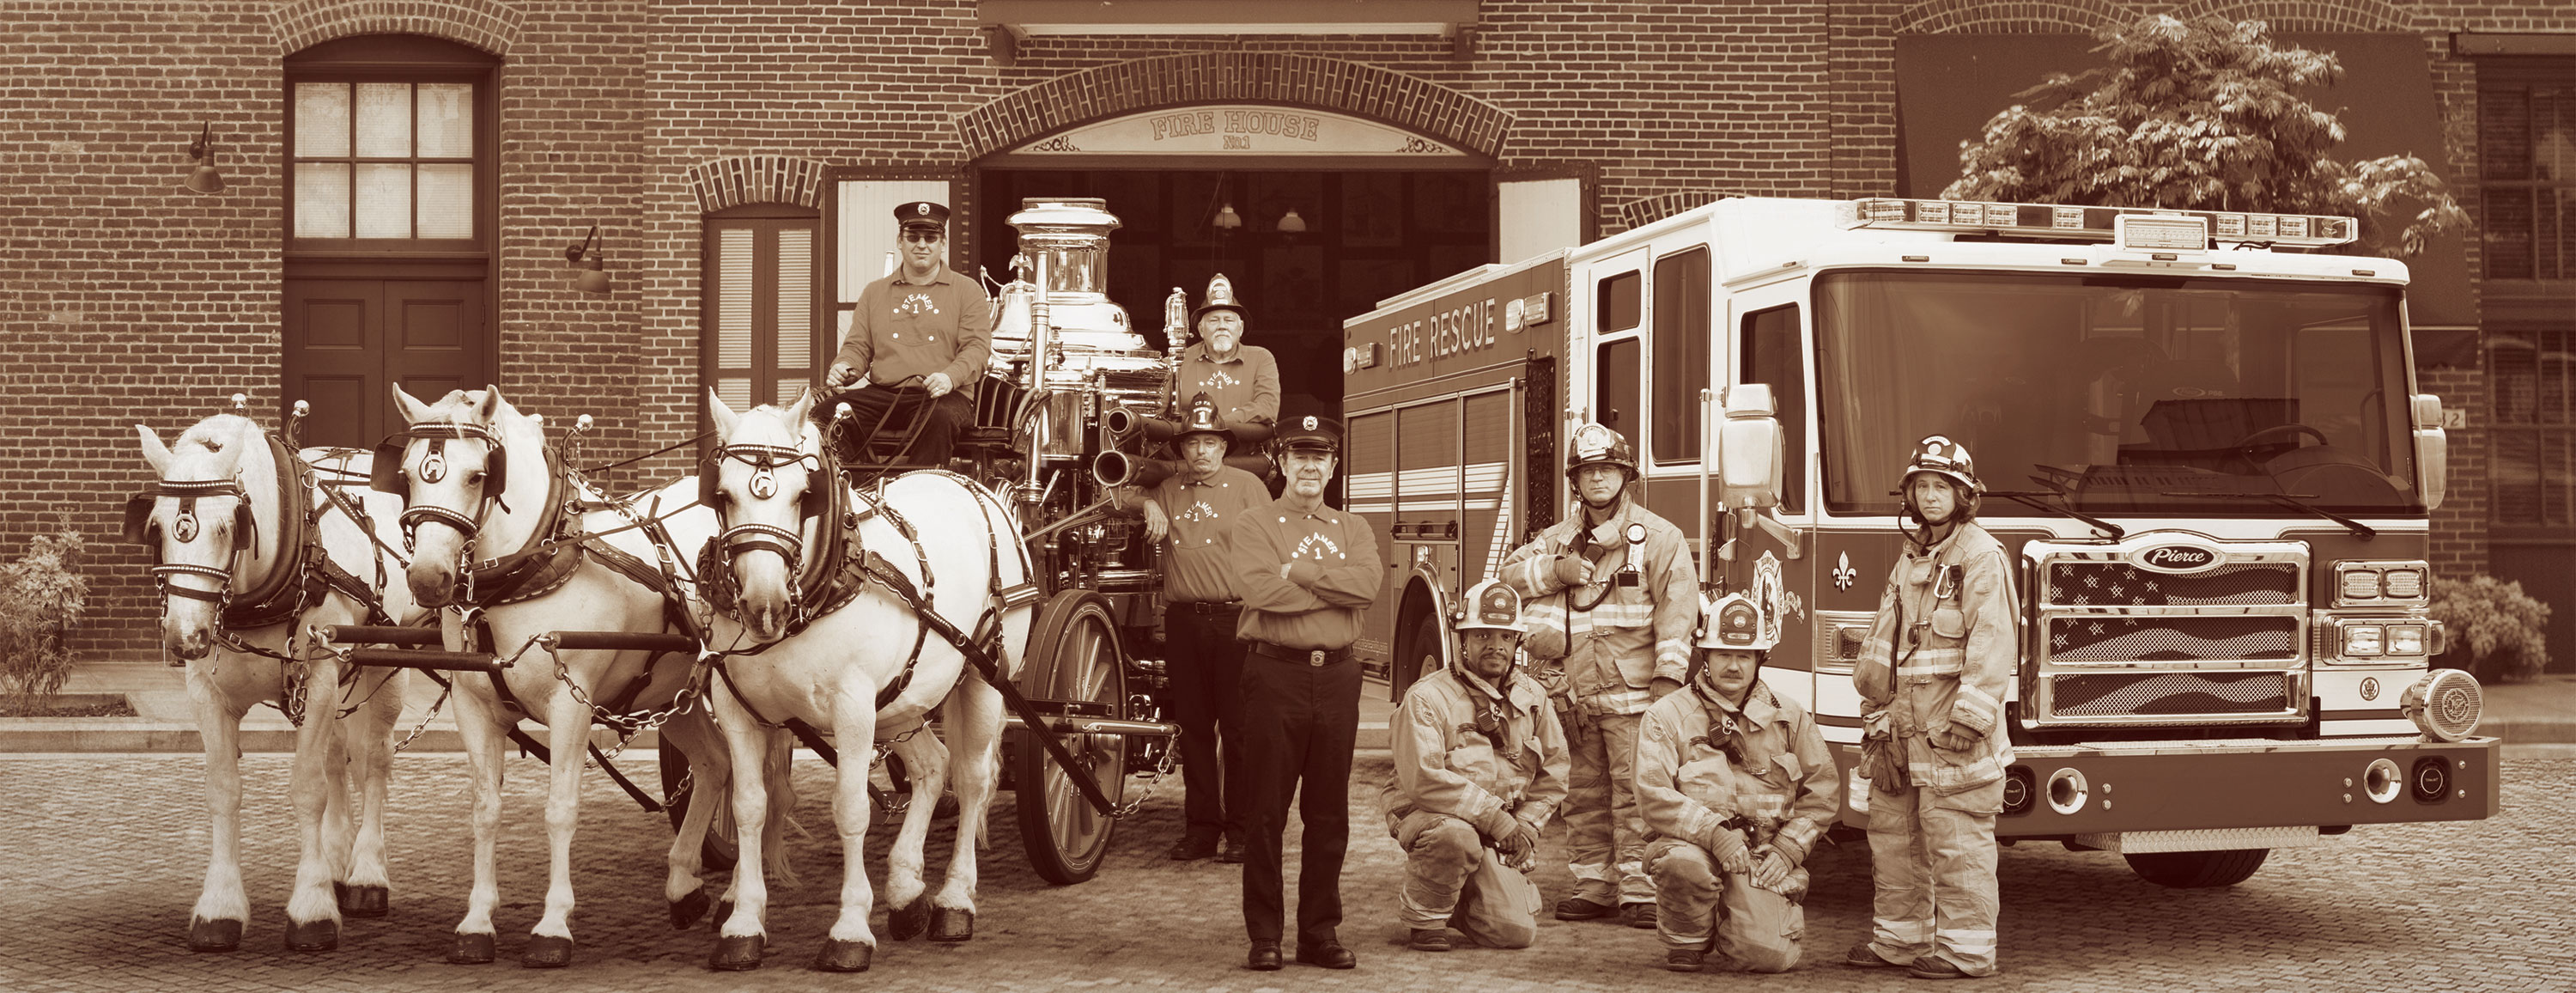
[
  {"x1": 1455, "y1": 579, "x2": 1526, "y2": 633},
  {"x1": 895, "y1": 201, "x2": 951, "y2": 231},
  {"x1": 1274, "y1": 414, "x2": 1340, "y2": 454},
  {"x1": 1193, "y1": 272, "x2": 1248, "y2": 324}
]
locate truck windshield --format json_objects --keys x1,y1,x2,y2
[{"x1": 1816, "y1": 270, "x2": 2422, "y2": 516}]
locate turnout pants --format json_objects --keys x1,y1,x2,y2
[
  {"x1": 1163, "y1": 602, "x2": 1249, "y2": 844},
  {"x1": 1391, "y1": 811, "x2": 1540, "y2": 948},
  {"x1": 1645, "y1": 837, "x2": 1806, "y2": 972},
  {"x1": 1863, "y1": 771, "x2": 2002, "y2": 977},
  {"x1": 1239, "y1": 645, "x2": 1360, "y2": 947},
  {"x1": 1561, "y1": 707, "x2": 1653, "y2": 905}
]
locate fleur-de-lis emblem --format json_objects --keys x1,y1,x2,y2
[{"x1": 1832, "y1": 551, "x2": 1857, "y2": 591}]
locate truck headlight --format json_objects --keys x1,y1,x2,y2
[
  {"x1": 2381, "y1": 568, "x2": 2425, "y2": 600},
  {"x1": 2340, "y1": 568, "x2": 2381, "y2": 601},
  {"x1": 2341, "y1": 623, "x2": 2385, "y2": 656},
  {"x1": 2387, "y1": 624, "x2": 2426, "y2": 656}
]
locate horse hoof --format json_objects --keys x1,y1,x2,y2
[
  {"x1": 929, "y1": 907, "x2": 974, "y2": 943},
  {"x1": 670, "y1": 887, "x2": 712, "y2": 930},
  {"x1": 813, "y1": 938, "x2": 873, "y2": 972},
  {"x1": 339, "y1": 884, "x2": 390, "y2": 918},
  {"x1": 186, "y1": 917, "x2": 243, "y2": 953},
  {"x1": 449, "y1": 931, "x2": 495, "y2": 965},
  {"x1": 283, "y1": 917, "x2": 339, "y2": 953},
  {"x1": 708, "y1": 901, "x2": 733, "y2": 932},
  {"x1": 520, "y1": 934, "x2": 574, "y2": 968},
  {"x1": 887, "y1": 900, "x2": 929, "y2": 941},
  {"x1": 708, "y1": 934, "x2": 765, "y2": 972}
]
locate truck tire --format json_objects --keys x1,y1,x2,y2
[
  {"x1": 2124, "y1": 849, "x2": 2268, "y2": 888},
  {"x1": 1397, "y1": 615, "x2": 1443, "y2": 699}
]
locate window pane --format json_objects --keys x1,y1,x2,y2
[
  {"x1": 294, "y1": 162, "x2": 351, "y2": 238},
  {"x1": 2486, "y1": 190, "x2": 2535, "y2": 281},
  {"x1": 416, "y1": 82, "x2": 473, "y2": 158},
  {"x1": 2480, "y1": 87, "x2": 2530, "y2": 181},
  {"x1": 417, "y1": 163, "x2": 472, "y2": 238},
  {"x1": 356, "y1": 82, "x2": 412, "y2": 158},
  {"x1": 1650, "y1": 247, "x2": 1710, "y2": 463},
  {"x1": 2541, "y1": 87, "x2": 2574, "y2": 183},
  {"x1": 777, "y1": 229, "x2": 812, "y2": 371},
  {"x1": 1743, "y1": 305, "x2": 1806, "y2": 513},
  {"x1": 719, "y1": 228, "x2": 755, "y2": 370},
  {"x1": 295, "y1": 82, "x2": 350, "y2": 158},
  {"x1": 1597, "y1": 271, "x2": 1641, "y2": 332},
  {"x1": 355, "y1": 163, "x2": 411, "y2": 238},
  {"x1": 1596, "y1": 338, "x2": 1641, "y2": 439}
]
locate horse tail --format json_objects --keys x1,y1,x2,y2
[{"x1": 761, "y1": 730, "x2": 803, "y2": 888}]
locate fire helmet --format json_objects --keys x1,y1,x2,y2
[
  {"x1": 1690, "y1": 590, "x2": 1769, "y2": 698},
  {"x1": 1902, "y1": 434, "x2": 1983, "y2": 496},
  {"x1": 1173, "y1": 392, "x2": 1230, "y2": 450},
  {"x1": 1455, "y1": 578, "x2": 1527, "y2": 634},
  {"x1": 1566, "y1": 422, "x2": 1637, "y2": 481}
]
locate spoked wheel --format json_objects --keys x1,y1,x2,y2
[
  {"x1": 659, "y1": 745, "x2": 738, "y2": 873},
  {"x1": 1013, "y1": 590, "x2": 1129, "y2": 885}
]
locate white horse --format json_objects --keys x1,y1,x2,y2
[
  {"x1": 697, "y1": 389, "x2": 1030, "y2": 972},
  {"x1": 383, "y1": 385, "x2": 753, "y2": 967},
  {"x1": 131, "y1": 413, "x2": 416, "y2": 953}
]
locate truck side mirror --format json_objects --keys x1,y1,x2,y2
[
  {"x1": 2411, "y1": 393, "x2": 2446, "y2": 510},
  {"x1": 1720, "y1": 384, "x2": 1785, "y2": 511}
]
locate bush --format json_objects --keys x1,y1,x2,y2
[
  {"x1": 2425, "y1": 575, "x2": 2550, "y2": 685},
  {"x1": 0, "y1": 527, "x2": 88, "y2": 713}
]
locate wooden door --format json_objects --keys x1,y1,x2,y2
[{"x1": 283, "y1": 275, "x2": 487, "y2": 449}]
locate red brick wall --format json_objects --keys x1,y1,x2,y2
[{"x1": 3, "y1": 0, "x2": 2559, "y2": 656}]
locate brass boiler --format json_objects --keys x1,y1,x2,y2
[{"x1": 992, "y1": 198, "x2": 1168, "y2": 466}]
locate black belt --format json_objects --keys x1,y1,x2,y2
[
  {"x1": 1172, "y1": 600, "x2": 1240, "y2": 614},
  {"x1": 1249, "y1": 642, "x2": 1350, "y2": 667}
]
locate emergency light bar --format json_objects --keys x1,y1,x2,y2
[{"x1": 1841, "y1": 198, "x2": 2359, "y2": 250}]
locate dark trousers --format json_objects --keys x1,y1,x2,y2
[
  {"x1": 829, "y1": 386, "x2": 970, "y2": 466},
  {"x1": 1164, "y1": 603, "x2": 1249, "y2": 844},
  {"x1": 1238, "y1": 646, "x2": 1361, "y2": 947}
]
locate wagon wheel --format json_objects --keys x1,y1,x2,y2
[{"x1": 1013, "y1": 590, "x2": 1129, "y2": 885}]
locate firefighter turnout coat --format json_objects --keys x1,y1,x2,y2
[
  {"x1": 1854, "y1": 521, "x2": 2016, "y2": 796},
  {"x1": 1498, "y1": 500, "x2": 1698, "y2": 716}
]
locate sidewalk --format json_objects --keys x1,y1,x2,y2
[
  {"x1": 2, "y1": 659, "x2": 1410, "y2": 754},
  {"x1": 5, "y1": 660, "x2": 2563, "y2": 753}
]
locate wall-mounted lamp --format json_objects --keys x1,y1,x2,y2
[
  {"x1": 1213, "y1": 203, "x2": 1243, "y2": 231},
  {"x1": 563, "y1": 223, "x2": 611, "y2": 294},
  {"x1": 1276, "y1": 208, "x2": 1308, "y2": 234},
  {"x1": 185, "y1": 123, "x2": 223, "y2": 194}
]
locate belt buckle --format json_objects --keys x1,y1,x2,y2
[{"x1": 1308, "y1": 649, "x2": 1327, "y2": 667}]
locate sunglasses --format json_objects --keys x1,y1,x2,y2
[{"x1": 899, "y1": 230, "x2": 945, "y2": 243}]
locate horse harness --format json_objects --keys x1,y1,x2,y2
[{"x1": 125, "y1": 434, "x2": 398, "y2": 726}]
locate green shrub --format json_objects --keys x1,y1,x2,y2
[
  {"x1": 0, "y1": 527, "x2": 88, "y2": 712},
  {"x1": 2425, "y1": 574, "x2": 2550, "y2": 685}
]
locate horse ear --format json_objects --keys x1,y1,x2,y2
[
  {"x1": 137, "y1": 424, "x2": 173, "y2": 474},
  {"x1": 392, "y1": 384, "x2": 434, "y2": 425},
  {"x1": 708, "y1": 388, "x2": 739, "y2": 437},
  {"x1": 784, "y1": 387, "x2": 815, "y2": 426},
  {"x1": 472, "y1": 385, "x2": 503, "y2": 424}
]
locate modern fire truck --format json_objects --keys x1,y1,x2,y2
[{"x1": 1342, "y1": 196, "x2": 2499, "y2": 887}]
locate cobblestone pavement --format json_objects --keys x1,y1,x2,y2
[{"x1": 4, "y1": 750, "x2": 2572, "y2": 993}]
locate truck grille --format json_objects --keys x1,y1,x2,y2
[
  {"x1": 2047, "y1": 615, "x2": 2300, "y2": 662},
  {"x1": 2046, "y1": 562, "x2": 2298, "y2": 606},
  {"x1": 2051, "y1": 672, "x2": 2293, "y2": 716}
]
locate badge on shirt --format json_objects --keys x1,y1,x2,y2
[{"x1": 896, "y1": 292, "x2": 939, "y2": 317}]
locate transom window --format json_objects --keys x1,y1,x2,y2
[{"x1": 283, "y1": 35, "x2": 493, "y2": 250}]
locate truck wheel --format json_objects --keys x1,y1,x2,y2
[
  {"x1": 1398, "y1": 616, "x2": 1443, "y2": 699},
  {"x1": 2124, "y1": 849, "x2": 2268, "y2": 888}
]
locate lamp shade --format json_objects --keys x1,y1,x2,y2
[
  {"x1": 574, "y1": 253, "x2": 611, "y2": 294},
  {"x1": 1277, "y1": 208, "x2": 1307, "y2": 234},
  {"x1": 1213, "y1": 204, "x2": 1242, "y2": 230},
  {"x1": 185, "y1": 164, "x2": 224, "y2": 194}
]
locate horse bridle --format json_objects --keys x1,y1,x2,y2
[
  {"x1": 125, "y1": 477, "x2": 258, "y2": 607},
  {"x1": 372, "y1": 423, "x2": 509, "y2": 549},
  {"x1": 704, "y1": 442, "x2": 828, "y2": 579}
]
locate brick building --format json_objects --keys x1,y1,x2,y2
[{"x1": 4, "y1": 0, "x2": 2568, "y2": 666}]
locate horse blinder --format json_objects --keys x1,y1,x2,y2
[
  {"x1": 122, "y1": 496, "x2": 156, "y2": 545},
  {"x1": 368, "y1": 442, "x2": 407, "y2": 495}
]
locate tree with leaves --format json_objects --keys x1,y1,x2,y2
[{"x1": 1945, "y1": 15, "x2": 2468, "y2": 256}]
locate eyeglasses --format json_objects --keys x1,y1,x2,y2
[{"x1": 899, "y1": 230, "x2": 945, "y2": 244}]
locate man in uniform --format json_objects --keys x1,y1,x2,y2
[
  {"x1": 1228, "y1": 416, "x2": 1382, "y2": 972},
  {"x1": 1849, "y1": 436, "x2": 2015, "y2": 980},
  {"x1": 822, "y1": 201, "x2": 993, "y2": 466},
  {"x1": 1131, "y1": 394, "x2": 1267, "y2": 863},
  {"x1": 1498, "y1": 422, "x2": 1698, "y2": 931},
  {"x1": 1176, "y1": 273, "x2": 1281, "y2": 449},
  {"x1": 1636, "y1": 592, "x2": 1839, "y2": 973},
  {"x1": 1382, "y1": 579, "x2": 1568, "y2": 953}
]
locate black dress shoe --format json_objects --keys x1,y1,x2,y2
[
  {"x1": 1246, "y1": 941, "x2": 1284, "y2": 971},
  {"x1": 1295, "y1": 941, "x2": 1358, "y2": 970},
  {"x1": 1168, "y1": 835, "x2": 1218, "y2": 861},
  {"x1": 1216, "y1": 838, "x2": 1246, "y2": 864}
]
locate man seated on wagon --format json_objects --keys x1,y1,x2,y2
[
  {"x1": 822, "y1": 200, "x2": 993, "y2": 467},
  {"x1": 1382, "y1": 579, "x2": 1569, "y2": 952}
]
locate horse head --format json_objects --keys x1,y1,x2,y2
[
  {"x1": 706, "y1": 387, "x2": 827, "y2": 643},
  {"x1": 132, "y1": 415, "x2": 268, "y2": 660},
  {"x1": 385, "y1": 385, "x2": 541, "y2": 608}
]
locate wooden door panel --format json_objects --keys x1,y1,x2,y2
[{"x1": 283, "y1": 277, "x2": 487, "y2": 450}]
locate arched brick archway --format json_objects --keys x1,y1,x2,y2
[
  {"x1": 270, "y1": 0, "x2": 522, "y2": 58},
  {"x1": 1894, "y1": 0, "x2": 2420, "y2": 36},
  {"x1": 686, "y1": 156, "x2": 829, "y2": 213},
  {"x1": 953, "y1": 52, "x2": 1511, "y2": 161},
  {"x1": 2167, "y1": 0, "x2": 2416, "y2": 33}
]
